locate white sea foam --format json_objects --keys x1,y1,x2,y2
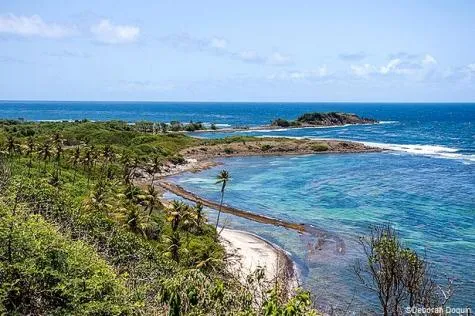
[
  {"x1": 239, "y1": 128, "x2": 291, "y2": 133},
  {"x1": 362, "y1": 141, "x2": 475, "y2": 163},
  {"x1": 378, "y1": 121, "x2": 399, "y2": 124},
  {"x1": 256, "y1": 136, "x2": 475, "y2": 163},
  {"x1": 36, "y1": 119, "x2": 76, "y2": 122},
  {"x1": 239, "y1": 124, "x2": 366, "y2": 133}
]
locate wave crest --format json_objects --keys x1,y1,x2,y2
[{"x1": 362, "y1": 142, "x2": 475, "y2": 163}]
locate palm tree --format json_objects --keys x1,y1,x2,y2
[
  {"x1": 143, "y1": 184, "x2": 163, "y2": 216},
  {"x1": 124, "y1": 184, "x2": 141, "y2": 204},
  {"x1": 167, "y1": 232, "x2": 181, "y2": 262},
  {"x1": 38, "y1": 141, "x2": 52, "y2": 171},
  {"x1": 84, "y1": 180, "x2": 112, "y2": 215},
  {"x1": 26, "y1": 136, "x2": 36, "y2": 174},
  {"x1": 167, "y1": 200, "x2": 183, "y2": 232},
  {"x1": 102, "y1": 145, "x2": 115, "y2": 163},
  {"x1": 69, "y1": 146, "x2": 81, "y2": 183},
  {"x1": 147, "y1": 155, "x2": 162, "y2": 186},
  {"x1": 6, "y1": 135, "x2": 19, "y2": 157},
  {"x1": 52, "y1": 132, "x2": 63, "y2": 166},
  {"x1": 165, "y1": 201, "x2": 185, "y2": 262},
  {"x1": 121, "y1": 153, "x2": 138, "y2": 185},
  {"x1": 82, "y1": 146, "x2": 96, "y2": 185},
  {"x1": 26, "y1": 136, "x2": 35, "y2": 156},
  {"x1": 194, "y1": 203, "x2": 205, "y2": 232},
  {"x1": 215, "y1": 170, "x2": 230, "y2": 230}
]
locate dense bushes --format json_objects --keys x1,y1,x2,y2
[
  {"x1": 0, "y1": 123, "x2": 320, "y2": 315},
  {"x1": 0, "y1": 208, "x2": 129, "y2": 315}
]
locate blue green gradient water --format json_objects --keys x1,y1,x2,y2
[
  {"x1": 167, "y1": 152, "x2": 474, "y2": 310},
  {"x1": 1, "y1": 102, "x2": 474, "y2": 309}
]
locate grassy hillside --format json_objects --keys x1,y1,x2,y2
[{"x1": 0, "y1": 120, "x2": 316, "y2": 315}]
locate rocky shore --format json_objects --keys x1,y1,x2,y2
[{"x1": 181, "y1": 137, "x2": 381, "y2": 160}]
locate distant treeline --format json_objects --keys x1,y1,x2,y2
[{"x1": 1, "y1": 119, "x2": 218, "y2": 134}]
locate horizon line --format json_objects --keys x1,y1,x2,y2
[{"x1": 1, "y1": 100, "x2": 475, "y2": 104}]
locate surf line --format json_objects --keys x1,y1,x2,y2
[{"x1": 158, "y1": 180, "x2": 346, "y2": 256}]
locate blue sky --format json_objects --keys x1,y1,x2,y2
[{"x1": 1, "y1": 0, "x2": 474, "y2": 101}]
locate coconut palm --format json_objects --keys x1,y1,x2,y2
[
  {"x1": 69, "y1": 146, "x2": 81, "y2": 183},
  {"x1": 215, "y1": 170, "x2": 230, "y2": 230},
  {"x1": 26, "y1": 137, "x2": 35, "y2": 157},
  {"x1": 167, "y1": 231, "x2": 181, "y2": 262},
  {"x1": 38, "y1": 141, "x2": 52, "y2": 171},
  {"x1": 52, "y1": 132, "x2": 64, "y2": 166},
  {"x1": 147, "y1": 155, "x2": 162, "y2": 186},
  {"x1": 102, "y1": 145, "x2": 115, "y2": 163},
  {"x1": 84, "y1": 180, "x2": 112, "y2": 214},
  {"x1": 121, "y1": 154, "x2": 138, "y2": 185},
  {"x1": 194, "y1": 202, "x2": 204, "y2": 232},
  {"x1": 124, "y1": 184, "x2": 141, "y2": 204},
  {"x1": 26, "y1": 137, "x2": 36, "y2": 174},
  {"x1": 167, "y1": 200, "x2": 184, "y2": 232},
  {"x1": 82, "y1": 146, "x2": 97, "y2": 185},
  {"x1": 6, "y1": 135, "x2": 20, "y2": 157},
  {"x1": 143, "y1": 184, "x2": 163, "y2": 216},
  {"x1": 54, "y1": 142, "x2": 63, "y2": 170}
]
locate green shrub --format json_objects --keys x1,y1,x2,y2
[
  {"x1": 311, "y1": 143, "x2": 329, "y2": 152},
  {"x1": 223, "y1": 147, "x2": 234, "y2": 154},
  {"x1": 261, "y1": 144, "x2": 273, "y2": 151},
  {"x1": 271, "y1": 118, "x2": 291, "y2": 127},
  {"x1": 0, "y1": 210, "x2": 129, "y2": 315}
]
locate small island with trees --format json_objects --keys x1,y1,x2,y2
[{"x1": 271, "y1": 112, "x2": 378, "y2": 128}]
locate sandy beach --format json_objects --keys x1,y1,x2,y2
[{"x1": 219, "y1": 228, "x2": 298, "y2": 296}]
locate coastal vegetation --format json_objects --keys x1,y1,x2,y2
[
  {"x1": 355, "y1": 225, "x2": 454, "y2": 315},
  {"x1": 215, "y1": 170, "x2": 230, "y2": 230},
  {"x1": 271, "y1": 112, "x2": 377, "y2": 128},
  {"x1": 0, "y1": 119, "x2": 316, "y2": 315},
  {"x1": 0, "y1": 119, "x2": 457, "y2": 315}
]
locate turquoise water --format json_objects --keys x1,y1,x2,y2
[
  {"x1": 168, "y1": 153, "x2": 474, "y2": 310},
  {"x1": 1, "y1": 101, "x2": 474, "y2": 310}
]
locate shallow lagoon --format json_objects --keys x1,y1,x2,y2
[{"x1": 168, "y1": 152, "x2": 474, "y2": 309}]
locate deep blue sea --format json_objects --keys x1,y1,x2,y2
[{"x1": 1, "y1": 101, "x2": 474, "y2": 311}]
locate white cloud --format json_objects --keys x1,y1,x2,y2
[
  {"x1": 350, "y1": 64, "x2": 377, "y2": 77},
  {"x1": 209, "y1": 37, "x2": 227, "y2": 50},
  {"x1": 422, "y1": 54, "x2": 437, "y2": 65},
  {"x1": 268, "y1": 66, "x2": 329, "y2": 81},
  {"x1": 380, "y1": 59, "x2": 402, "y2": 74},
  {"x1": 268, "y1": 52, "x2": 292, "y2": 65},
  {"x1": 0, "y1": 13, "x2": 75, "y2": 38},
  {"x1": 339, "y1": 52, "x2": 367, "y2": 61},
  {"x1": 119, "y1": 80, "x2": 175, "y2": 91},
  {"x1": 237, "y1": 50, "x2": 265, "y2": 63},
  {"x1": 351, "y1": 54, "x2": 438, "y2": 78},
  {"x1": 45, "y1": 50, "x2": 90, "y2": 58},
  {"x1": 160, "y1": 33, "x2": 292, "y2": 66},
  {"x1": 91, "y1": 19, "x2": 140, "y2": 44}
]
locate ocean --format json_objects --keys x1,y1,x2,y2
[{"x1": 1, "y1": 101, "x2": 474, "y2": 310}]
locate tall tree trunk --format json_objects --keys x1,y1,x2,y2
[{"x1": 215, "y1": 190, "x2": 224, "y2": 230}]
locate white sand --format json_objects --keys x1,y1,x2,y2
[{"x1": 220, "y1": 228, "x2": 296, "y2": 287}]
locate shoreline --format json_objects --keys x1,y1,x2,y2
[
  {"x1": 138, "y1": 137, "x2": 374, "y2": 299},
  {"x1": 145, "y1": 137, "x2": 382, "y2": 179},
  {"x1": 190, "y1": 121, "x2": 379, "y2": 134},
  {"x1": 180, "y1": 137, "x2": 382, "y2": 161},
  {"x1": 220, "y1": 228, "x2": 298, "y2": 297},
  {"x1": 157, "y1": 180, "x2": 346, "y2": 255}
]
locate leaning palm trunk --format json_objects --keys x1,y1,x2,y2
[
  {"x1": 214, "y1": 170, "x2": 230, "y2": 233},
  {"x1": 215, "y1": 189, "x2": 224, "y2": 230}
]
